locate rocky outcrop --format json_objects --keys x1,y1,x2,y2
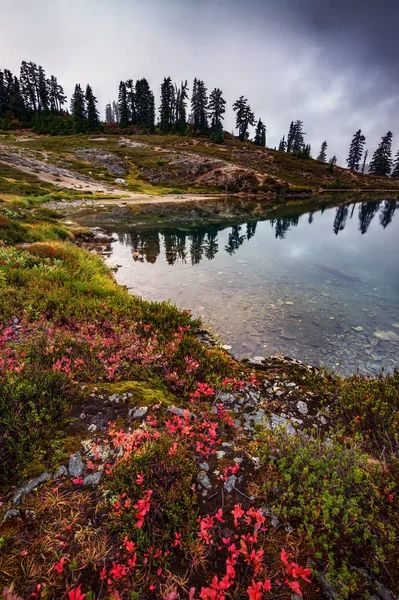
[{"x1": 74, "y1": 148, "x2": 129, "y2": 176}]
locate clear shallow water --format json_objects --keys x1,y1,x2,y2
[{"x1": 102, "y1": 199, "x2": 399, "y2": 375}]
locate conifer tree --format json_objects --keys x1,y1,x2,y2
[
  {"x1": 126, "y1": 79, "x2": 136, "y2": 124},
  {"x1": 135, "y1": 78, "x2": 155, "y2": 128},
  {"x1": 47, "y1": 76, "x2": 66, "y2": 112},
  {"x1": 159, "y1": 77, "x2": 175, "y2": 132},
  {"x1": 286, "y1": 122, "x2": 295, "y2": 152},
  {"x1": 292, "y1": 120, "x2": 305, "y2": 153},
  {"x1": 392, "y1": 150, "x2": 399, "y2": 178},
  {"x1": 8, "y1": 76, "x2": 25, "y2": 119},
  {"x1": 208, "y1": 88, "x2": 226, "y2": 129},
  {"x1": 70, "y1": 84, "x2": 86, "y2": 132},
  {"x1": 232, "y1": 96, "x2": 255, "y2": 141},
  {"x1": 37, "y1": 65, "x2": 48, "y2": 111},
  {"x1": 278, "y1": 136, "x2": 286, "y2": 152},
  {"x1": 361, "y1": 149, "x2": 368, "y2": 174},
  {"x1": 175, "y1": 80, "x2": 188, "y2": 131},
  {"x1": 105, "y1": 103, "x2": 114, "y2": 124},
  {"x1": 112, "y1": 100, "x2": 120, "y2": 123},
  {"x1": 85, "y1": 84, "x2": 99, "y2": 131},
  {"x1": 0, "y1": 71, "x2": 6, "y2": 118},
  {"x1": 20, "y1": 61, "x2": 37, "y2": 111},
  {"x1": 347, "y1": 129, "x2": 366, "y2": 171},
  {"x1": 369, "y1": 132, "x2": 393, "y2": 176},
  {"x1": 118, "y1": 81, "x2": 130, "y2": 128},
  {"x1": 317, "y1": 141, "x2": 328, "y2": 162},
  {"x1": 328, "y1": 155, "x2": 337, "y2": 172},
  {"x1": 254, "y1": 119, "x2": 266, "y2": 147},
  {"x1": 208, "y1": 87, "x2": 226, "y2": 143},
  {"x1": 191, "y1": 78, "x2": 208, "y2": 131}
]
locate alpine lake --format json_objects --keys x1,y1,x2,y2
[{"x1": 82, "y1": 196, "x2": 399, "y2": 376}]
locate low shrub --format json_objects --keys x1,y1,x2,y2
[
  {"x1": 257, "y1": 429, "x2": 399, "y2": 597},
  {"x1": 106, "y1": 433, "x2": 198, "y2": 563}
]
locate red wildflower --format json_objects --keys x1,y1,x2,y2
[
  {"x1": 68, "y1": 586, "x2": 86, "y2": 600},
  {"x1": 247, "y1": 580, "x2": 263, "y2": 600},
  {"x1": 54, "y1": 557, "x2": 66, "y2": 574},
  {"x1": 232, "y1": 503, "x2": 245, "y2": 526}
]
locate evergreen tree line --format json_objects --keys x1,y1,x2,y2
[
  {"x1": 2, "y1": 61, "x2": 399, "y2": 176},
  {"x1": 345, "y1": 129, "x2": 399, "y2": 178},
  {"x1": 0, "y1": 60, "x2": 101, "y2": 134},
  {"x1": 106, "y1": 76, "x2": 266, "y2": 146}
]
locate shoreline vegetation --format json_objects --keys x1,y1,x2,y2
[{"x1": 0, "y1": 132, "x2": 398, "y2": 600}]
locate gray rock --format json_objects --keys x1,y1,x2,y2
[
  {"x1": 13, "y1": 471, "x2": 52, "y2": 505},
  {"x1": 167, "y1": 406, "x2": 196, "y2": 419},
  {"x1": 115, "y1": 178, "x2": 127, "y2": 185},
  {"x1": 68, "y1": 453, "x2": 84, "y2": 478},
  {"x1": 54, "y1": 465, "x2": 68, "y2": 479},
  {"x1": 285, "y1": 382, "x2": 297, "y2": 388},
  {"x1": 88, "y1": 423, "x2": 97, "y2": 433},
  {"x1": 197, "y1": 471, "x2": 212, "y2": 490},
  {"x1": 2, "y1": 509, "x2": 21, "y2": 524},
  {"x1": 224, "y1": 475, "x2": 237, "y2": 493},
  {"x1": 130, "y1": 406, "x2": 148, "y2": 419},
  {"x1": 199, "y1": 462, "x2": 209, "y2": 472},
  {"x1": 268, "y1": 414, "x2": 296, "y2": 435},
  {"x1": 296, "y1": 400, "x2": 308, "y2": 415},
  {"x1": 215, "y1": 451, "x2": 226, "y2": 460},
  {"x1": 251, "y1": 356, "x2": 265, "y2": 365},
  {"x1": 352, "y1": 326, "x2": 364, "y2": 332},
  {"x1": 218, "y1": 392, "x2": 233, "y2": 404},
  {"x1": 83, "y1": 471, "x2": 102, "y2": 486}
]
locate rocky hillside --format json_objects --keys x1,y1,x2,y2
[{"x1": 1, "y1": 132, "x2": 399, "y2": 199}]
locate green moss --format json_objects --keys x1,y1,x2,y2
[{"x1": 90, "y1": 379, "x2": 178, "y2": 407}]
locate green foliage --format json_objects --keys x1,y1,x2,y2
[
  {"x1": 324, "y1": 370, "x2": 399, "y2": 454},
  {"x1": 106, "y1": 434, "x2": 198, "y2": 559},
  {"x1": 258, "y1": 430, "x2": 399, "y2": 596},
  {"x1": 31, "y1": 112, "x2": 74, "y2": 135},
  {"x1": 0, "y1": 342, "x2": 73, "y2": 485}
]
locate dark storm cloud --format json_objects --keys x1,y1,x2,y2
[{"x1": 0, "y1": 0, "x2": 398, "y2": 163}]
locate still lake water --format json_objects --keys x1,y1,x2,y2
[{"x1": 101, "y1": 198, "x2": 399, "y2": 375}]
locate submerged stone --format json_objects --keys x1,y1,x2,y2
[{"x1": 373, "y1": 330, "x2": 398, "y2": 341}]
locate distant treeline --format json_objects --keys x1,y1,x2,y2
[{"x1": 1, "y1": 61, "x2": 398, "y2": 176}]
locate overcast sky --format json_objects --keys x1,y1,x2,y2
[{"x1": 1, "y1": 0, "x2": 398, "y2": 164}]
